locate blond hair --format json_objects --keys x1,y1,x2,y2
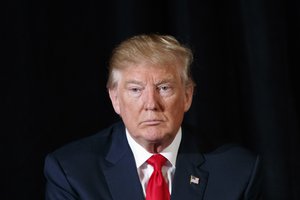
[{"x1": 107, "y1": 34, "x2": 194, "y2": 89}]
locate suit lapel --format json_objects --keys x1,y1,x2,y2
[
  {"x1": 101, "y1": 123, "x2": 209, "y2": 200},
  {"x1": 171, "y1": 129, "x2": 209, "y2": 200},
  {"x1": 102, "y1": 124, "x2": 144, "y2": 200}
]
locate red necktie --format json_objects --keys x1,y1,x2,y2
[{"x1": 146, "y1": 154, "x2": 170, "y2": 200}]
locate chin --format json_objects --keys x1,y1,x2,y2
[
  {"x1": 144, "y1": 129, "x2": 172, "y2": 143},
  {"x1": 139, "y1": 129, "x2": 161, "y2": 140}
]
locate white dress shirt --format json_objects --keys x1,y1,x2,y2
[{"x1": 126, "y1": 128, "x2": 182, "y2": 197}]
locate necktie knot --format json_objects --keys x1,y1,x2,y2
[{"x1": 147, "y1": 154, "x2": 167, "y2": 171}]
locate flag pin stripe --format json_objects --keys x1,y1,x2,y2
[{"x1": 190, "y1": 175, "x2": 200, "y2": 184}]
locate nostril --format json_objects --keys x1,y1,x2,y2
[{"x1": 144, "y1": 103, "x2": 157, "y2": 111}]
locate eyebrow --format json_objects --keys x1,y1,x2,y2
[
  {"x1": 155, "y1": 75, "x2": 176, "y2": 85},
  {"x1": 124, "y1": 78, "x2": 176, "y2": 87},
  {"x1": 125, "y1": 80, "x2": 144, "y2": 85}
]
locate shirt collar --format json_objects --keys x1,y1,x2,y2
[{"x1": 126, "y1": 128, "x2": 182, "y2": 168}]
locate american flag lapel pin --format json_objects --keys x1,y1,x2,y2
[{"x1": 190, "y1": 175, "x2": 200, "y2": 184}]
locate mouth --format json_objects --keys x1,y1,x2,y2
[{"x1": 141, "y1": 120, "x2": 164, "y2": 126}]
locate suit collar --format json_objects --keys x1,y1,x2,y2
[
  {"x1": 171, "y1": 127, "x2": 209, "y2": 200},
  {"x1": 102, "y1": 122, "x2": 144, "y2": 200}
]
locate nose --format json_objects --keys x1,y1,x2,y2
[{"x1": 143, "y1": 87, "x2": 161, "y2": 111}]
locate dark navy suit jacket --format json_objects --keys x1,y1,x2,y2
[{"x1": 44, "y1": 121, "x2": 262, "y2": 200}]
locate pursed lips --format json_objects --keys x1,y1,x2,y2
[{"x1": 140, "y1": 119, "x2": 164, "y2": 126}]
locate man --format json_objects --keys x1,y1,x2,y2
[{"x1": 44, "y1": 34, "x2": 262, "y2": 199}]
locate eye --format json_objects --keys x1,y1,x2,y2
[
  {"x1": 158, "y1": 84, "x2": 173, "y2": 96},
  {"x1": 159, "y1": 85, "x2": 170, "y2": 91},
  {"x1": 130, "y1": 87, "x2": 141, "y2": 93},
  {"x1": 127, "y1": 85, "x2": 143, "y2": 97}
]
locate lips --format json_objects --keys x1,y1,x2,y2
[{"x1": 141, "y1": 120, "x2": 164, "y2": 126}]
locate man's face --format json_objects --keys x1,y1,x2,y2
[{"x1": 109, "y1": 62, "x2": 194, "y2": 152}]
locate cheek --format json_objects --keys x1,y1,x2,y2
[
  {"x1": 166, "y1": 98, "x2": 186, "y2": 117},
  {"x1": 118, "y1": 96, "x2": 141, "y2": 117}
]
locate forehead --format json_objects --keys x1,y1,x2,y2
[{"x1": 119, "y1": 62, "x2": 181, "y2": 81}]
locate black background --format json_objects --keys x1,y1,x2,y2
[{"x1": 2, "y1": 0, "x2": 299, "y2": 199}]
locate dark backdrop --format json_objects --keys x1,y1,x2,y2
[{"x1": 2, "y1": 0, "x2": 299, "y2": 199}]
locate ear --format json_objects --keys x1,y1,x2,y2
[
  {"x1": 108, "y1": 88, "x2": 121, "y2": 115},
  {"x1": 184, "y1": 84, "x2": 194, "y2": 112}
]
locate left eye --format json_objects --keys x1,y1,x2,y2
[
  {"x1": 158, "y1": 85, "x2": 173, "y2": 94},
  {"x1": 130, "y1": 88, "x2": 141, "y2": 92},
  {"x1": 159, "y1": 86, "x2": 169, "y2": 91}
]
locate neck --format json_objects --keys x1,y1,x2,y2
[
  {"x1": 141, "y1": 138, "x2": 175, "y2": 153},
  {"x1": 144, "y1": 143, "x2": 165, "y2": 154}
]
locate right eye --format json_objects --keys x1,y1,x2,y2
[
  {"x1": 130, "y1": 87, "x2": 141, "y2": 93},
  {"x1": 127, "y1": 86, "x2": 143, "y2": 97}
]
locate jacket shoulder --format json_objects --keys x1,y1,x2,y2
[
  {"x1": 49, "y1": 121, "x2": 124, "y2": 161},
  {"x1": 203, "y1": 143, "x2": 260, "y2": 177},
  {"x1": 206, "y1": 143, "x2": 258, "y2": 161}
]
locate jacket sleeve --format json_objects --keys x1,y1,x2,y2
[
  {"x1": 244, "y1": 155, "x2": 263, "y2": 200},
  {"x1": 44, "y1": 153, "x2": 78, "y2": 200}
]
